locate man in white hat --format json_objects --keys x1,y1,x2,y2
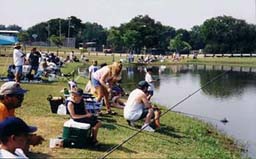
[
  {"x1": 0, "y1": 81, "x2": 44, "y2": 154},
  {"x1": 0, "y1": 81, "x2": 27, "y2": 120},
  {"x1": 13, "y1": 42, "x2": 25, "y2": 82}
]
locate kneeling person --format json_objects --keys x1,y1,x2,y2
[
  {"x1": 124, "y1": 81, "x2": 161, "y2": 132},
  {"x1": 67, "y1": 88, "x2": 101, "y2": 145}
]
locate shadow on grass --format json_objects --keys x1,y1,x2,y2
[
  {"x1": 86, "y1": 143, "x2": 137, "y2": 154},
  {"x1": 101, "y1": 122, "x2": 117, "y2": 130},
  {"x1": 28, "y1": 152, "x2": 52, "y2": 158},
  {"x1": 115, "y1": 123, "x2": 187, "y2": 144}
]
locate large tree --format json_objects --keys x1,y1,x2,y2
[{"x1": 200, "y1": 16, "x2": 256, "y2": 54}]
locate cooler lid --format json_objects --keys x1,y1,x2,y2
[{"x1": 64, "y1": 119, "x2": 90, "y2": 129}]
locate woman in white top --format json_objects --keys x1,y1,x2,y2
[{"x1": 91, "y1": 61, "x2": 122, "y2": 115}]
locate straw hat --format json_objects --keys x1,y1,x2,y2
[{"x1": 14, "y1": 42, "x2": 21, "y2": 48}]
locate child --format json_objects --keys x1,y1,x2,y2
[{"x1": 145, "y1": 68, "x2": 157, "y2": 100}]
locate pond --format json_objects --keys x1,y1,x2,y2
[{"x1": 120, "y1": 64, "x2": 256, "y2": 158}]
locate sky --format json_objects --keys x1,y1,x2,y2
[{"x1": 1, "y1": 0, "x2": 255, "y2": 30}]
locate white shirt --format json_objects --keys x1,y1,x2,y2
[
  {"x1": 124, "y1": 88, "x2": 145, "y2": 121},
  {"x1": 88, "y1": 65, "x2": 99, "y2": 78},
  {"x1": 145, "y1": 72, "x2": 154, "y2": 91},
  {"x1": 93, "y1": 66, "x2": 110, "y2": 81},
  {"x1": 13, "y1": 49, "x2": 25, "y2": 66},
  {"x1": 0, "y1": 148, "x2": 28, "y2": 159}
]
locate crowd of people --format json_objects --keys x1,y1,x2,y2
[
  {"x1": 7, "y1": 42, "x2": 85, "y2": 82},
  {"x1": 0, "y1": 42, "x2": 163, "y2": 157}
]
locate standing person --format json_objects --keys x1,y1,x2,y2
[
  {"x1": 28, "y1": 48, "x2": 41, "y2": 77},
  {"x1": 0, "y1": 81, "x2": 44, "y2": 154},
  {"x1": 91, "y1": 61, "x2": 122, "y2": 115},
  {"x1": 67, "y1": 88, "x2": 101, "y2": 145},
  {"x1": 88, "y1": 60, "x2": 99, "y2": 81},
  {"x1": 13, "y1": 42, "x2": 25, "y2": 82},
  {"x1": 145, "y1": 68, "x2": 157, "y2": 100},
  {"x1": 0, "y1": 117, "x2": 38, "y2": 158},
  {"x1": 124, "y1": 81, "x2": 161, "y2": 132},
  {"x1": 85, "y1": 60, "x2": 99, "y2": 94}
]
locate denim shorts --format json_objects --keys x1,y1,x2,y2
[
  {"x1": 91, "y1": 78, "x2": 101, "y2": 87},
  {"x1": 15, "y1": 66, "x2": 23, "y2": 74}
]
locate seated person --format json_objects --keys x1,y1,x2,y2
[
  {"x1": 7, "y1": 65, "x2": 16, "y2": 81},
  {"x1": 67, "y1": 88, "x2": 101, "y2": 145},
  {"x1": 124, "y1": 81, "x2": 161, "y2": 132},
  {"x1": 34, "y1": 59, "x2": 48, "y2": 79},
  {"x1": 110, "y1": 84, "x2": 125, "y2": 109},
  {"x1": 0, "y1": 117, "x2": 38, "y2": 158}
]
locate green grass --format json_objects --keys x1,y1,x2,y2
[
  {"x1": 0, "y1": 49, "x2": 243, "y2": 158},
  {"x1": 186, "y1": 57, "x2": 256, "y2": 67},
  {"x1": 13, "y1": 81, "x2": 241, "y2": 158}
]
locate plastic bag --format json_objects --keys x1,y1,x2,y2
[{"x1": 57, "y1": 104, "x2": 67, "y2": 115}]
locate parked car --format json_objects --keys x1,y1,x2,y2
[{"x1": 103, "y1": 48, "x2": 112, "y2": 53}]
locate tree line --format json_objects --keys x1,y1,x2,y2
[{"x1": 2, "y1": 15, "x2": 256, "y2": 54}]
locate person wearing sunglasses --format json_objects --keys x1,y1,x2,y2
[{"x1": 0, "y1": 81, "x2": 44, "y2": 154}]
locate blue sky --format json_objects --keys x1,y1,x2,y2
[{"x1": 1, "y1": 0, "x2": 255, "y2": 30}]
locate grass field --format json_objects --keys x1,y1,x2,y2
[
  {"x1": 12, "y1": 80, "x2": 241, "y2": 158},
  {"x1": 0, "y1": 49, "x2": 243, "y2": 158}
]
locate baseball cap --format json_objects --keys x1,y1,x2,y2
[
  {"x1": 137, "y1": 80, "x2": 149, "y2": 89},
  {"x1": 0, "y1": 117, "x2": 37, "y2": 138},
  {"x1": 71, "y1": 88, "x2": 84, "y2": 96},
  {"x1": 0, "y1": 82, "x2": 28, "y2": 95}
]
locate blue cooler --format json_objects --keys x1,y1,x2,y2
[{"x1": 62, "y1": 119, "x2": 91, "y2": 148}]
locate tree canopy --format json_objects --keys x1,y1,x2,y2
[{"x1": 1, "y1": 15, "x2": 256, "y2": 54}]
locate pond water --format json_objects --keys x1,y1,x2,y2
[{"x1": 121, "y1": 64, "x2": 256, "y2": 158}]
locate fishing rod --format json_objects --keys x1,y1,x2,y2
[
  {"x1": 99, "y1": 69, "x2": 230, "y2": 159},
  {"x1": 172, "y1": 110, "x2": 228, "y2": 124}
]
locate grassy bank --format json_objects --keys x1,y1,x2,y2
[
  {"x1": 11, "y1": 79, "x2": 241, "y2": 158},
  {"x1": 0, "y1": 51, "x2": 244, "y2": 158},
  {"x1": 0, "y1": 61, "x2": 242, "y2": 158},
  {"x1": 186, "y1": 57, "x2": 256, "y2": 67}
]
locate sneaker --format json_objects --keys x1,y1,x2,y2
[
  {"x1": 141, "y1": 124, "x2": 155, "y2": 132},
  {"x1": 127, "y1": 120, "x2": 135, "y2": 127}
]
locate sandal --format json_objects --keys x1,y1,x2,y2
[
  {"x1": 107, "y1": 110, "x2": 117, "y2": 115},
  {"x1": 91, "y1": 140, "x2": 99, "y2": 146}
]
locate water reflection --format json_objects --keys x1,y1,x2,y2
[{"x1": 121, "y1": 64, "x2": 256, "y2": 158}]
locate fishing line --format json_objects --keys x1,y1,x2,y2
[
  {"x1": 172, "y1": 110, "x2": 228, "y2": 124},
  {"x1": 99, "y1": 69, "x2": 231, "y2": 159}
]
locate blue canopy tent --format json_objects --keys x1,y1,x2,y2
[{"x1": 0, "y1": 35, "x2": 18, "y2": 45}]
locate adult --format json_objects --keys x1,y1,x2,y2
[
  {"x1": 28, "y1": 48, "x2": 41, "y2": 76},
  {"x1": 33, "y1": 58, "x2": 48, "y2": 80},
  {"x1": 0, "y1": 81, "x2": 27, "y2": 120},
  {"x1": 0, "y1": 81, "x2": 44, "y2": 153},
  {"x1": 13, "y1": 42, "x2": 25, "y2": 82},
  {"x1": 67, "y1": 88, "x2": 101, "y2": 145},
  {"x1": 124, "y1": 81, "x2": 161, "y2": 132},
  {"x1": 91, "y1": 61, "x2": 122, "y2": 115},
  {"x1": 0, "y1": 117, "x2": 38, "y2": 158}
]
